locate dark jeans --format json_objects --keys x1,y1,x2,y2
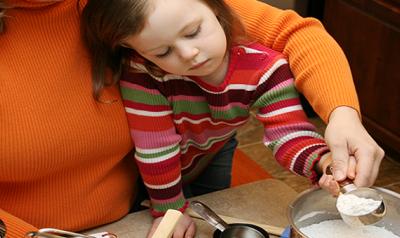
[
  {"x1": 182, "y1": 136, "x2": 238, "y2": 197},
  {"x1": 131, "y1": 136, "x2": 238, "y2": 211}
]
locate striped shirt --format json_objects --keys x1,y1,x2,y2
[{"x1": 120, "y1": 43, "x2": 329, "y2": 216}]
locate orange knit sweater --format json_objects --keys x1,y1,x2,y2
[
  {"x1": 0, "y1": 0, "x2": 358, "y2": 237},
  {"x1": 1, "y1": 0, "x2": 136, "y2": 237}
]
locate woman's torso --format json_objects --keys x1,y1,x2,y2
[{"x1": 0, "y1": 0, "x2": 137, "y2": 230}]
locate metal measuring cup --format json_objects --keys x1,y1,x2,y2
[
  {"x1": 326, "y1": 164, "x2": 386, "y2": 226},
  {"x1": 190, "y1": 201, "x2": 269, "y2": 238},
  {"x1": 0, "y1": 219, "x2": 6, "y2": 238}
]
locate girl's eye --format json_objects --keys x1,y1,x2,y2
[
  {"x1": 155, "y1": 48, "x2": 172, "y2": 58},
  {"x1": 185, "y1": 26, "x2": 201, "y2": 38}
]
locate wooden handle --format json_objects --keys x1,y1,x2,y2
[
  {"x1": 141, "y1": 200, "x2": 284, "y2": 236},
  {"x1": 151, "y1": 209, "x2": 183, "y2": 238}
]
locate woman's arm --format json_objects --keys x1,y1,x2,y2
[
  {"x1": 227, "y1": 0, "x2": 384, "y2": 190},
  {"x1": 226, "y1": 0, "x2": 359, "y2": 122}
]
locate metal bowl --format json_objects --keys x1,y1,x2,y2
[{"x1": 287, "y1": 187, "x2": 400, "y2": 238}]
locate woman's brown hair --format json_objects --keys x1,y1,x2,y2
[{"x1": 81, "y1": 0, "x2": 244, "y2": 100}]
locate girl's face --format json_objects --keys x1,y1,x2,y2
[{"x1": 123, "y1": 0, "x2": 227, "y2": 81}]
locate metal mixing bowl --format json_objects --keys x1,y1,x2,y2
[{"x1": 288, "y1": 187, "x2": 400, "y2": 238}]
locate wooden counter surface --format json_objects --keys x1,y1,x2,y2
[{"x1": 86, "y1": 179, "x2": 298, "y2": 238}]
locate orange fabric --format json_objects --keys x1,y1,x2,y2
[
  {"x1": 1, "y1": 0, "x2": 137, "y2": 235},
  {"x1": 226, "y1": 0, "x2": 360, "y2": 122},
  {"x1": 231, "y1": 149, "x2": 272, "y2": 187}
]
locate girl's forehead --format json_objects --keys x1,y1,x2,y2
[
  {"x1": 125, "y1": 0, "x2": 199, "y2": 48},
  {"x1": 142, "y1": 0, "x2": 203, "y2": 33},
  {"x1": 146, "y1": 0, "x2": 197, "y2": 18}
]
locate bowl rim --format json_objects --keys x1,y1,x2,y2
[{"x1": 287, "y1": 187, "x2": 319, "y2": 237}]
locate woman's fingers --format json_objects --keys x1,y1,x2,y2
[{"x1": 347, "y1": 155, "x2": 357, "y2": 180}]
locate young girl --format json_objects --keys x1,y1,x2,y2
[{"x1": 81, "y1": 0, "x2": 332, "y2": 236}]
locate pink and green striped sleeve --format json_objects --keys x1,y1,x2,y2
[
  {"x1": 252, "y1": 55, "x2": 329, "y2": 183},
  {"x1": 120, "y1": 72, "x2": 188, "y2": 217}
]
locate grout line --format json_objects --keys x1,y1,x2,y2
[
  {"x1": 238, "y1": 141, "x2": 264, "y2": 149},
  {"x1": 382, "y1": 181, "x2": 400, "y2": 187},
  {"x1": 384, "y1": 156, "x2": 400, "y2": 166}
]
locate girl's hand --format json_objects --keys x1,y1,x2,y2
[
  {"x1": 317, "y1": 152, "x2": 340, "y2": 196},
  {"x1": 317, "y1": 153, "x2": 359, "y2": 196},
  {"x1": 147, "y1": 213, "x2": 196, "y2": 238}
]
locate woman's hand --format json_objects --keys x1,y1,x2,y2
[
  {"x1": 147, "y1": 212, "x2": 196, "y2": 238},
  {"x1": 324, "y1": 106, "x2": 384, "y2": 187}
]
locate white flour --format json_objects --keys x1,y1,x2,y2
[
  {"x1": 336, "y1": 194, "x2": 381, "y2": 216},
  {"x1": 300, "y1": 219, "x2": 400, "y2": 238}
]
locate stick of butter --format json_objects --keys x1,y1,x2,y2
[{"x1": 151, "y1": 209, "x2": 183, "y2": 238}]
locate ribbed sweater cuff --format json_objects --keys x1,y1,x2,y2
[
  {"x1": 150, "y1": 200, "x2": 189, "y2": 218},
  {"x1": 1, "y1": 209, "x2": 37, "y2": 238},
  {"x1": 309, "y1": 149, "x2": 331, "y2": 184}
]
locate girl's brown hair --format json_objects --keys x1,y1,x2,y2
[{"x1": 81, "y1": 0, "x2": 244, "y2": 100}]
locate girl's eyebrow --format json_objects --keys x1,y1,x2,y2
[
  {"x1": 143, "y1": 19, "x2": 201, "y2": 53},
  {"x1": 178, "y1": 19, "x2": 200, "y2": 35},
  {"x1": 144, "y1": 45, "x2": 166, "y2": 53}
]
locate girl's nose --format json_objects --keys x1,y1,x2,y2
[{"x1": 178, "y1": 46, "x2": 199, "y2": 60}]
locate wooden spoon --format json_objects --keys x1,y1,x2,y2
[{"x1": 151, "y1": 209, "x2": 183, "y2": 238}]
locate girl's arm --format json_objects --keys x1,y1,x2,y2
[
  {"x1": 0, "y1": 209, "x2": 37, "y2": 238},
  {"x1": 252, "y1": 54, "x2": 329, "y2": 183},
  {"x1": 120, "y1": 72, "x2": 187, "y2": 217},
  {"x1": 226, "y1": 0, "x2": 359, "y2": 122}
]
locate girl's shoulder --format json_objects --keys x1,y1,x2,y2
[
  {"x1": 233, "y1": 42, "x2": 286, "y2": 60},
  {"x1": 231, "y1": 42, "x2": 288, "y2": 72}
]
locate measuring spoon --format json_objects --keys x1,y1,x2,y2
[{"x1": 326, "y1": 164, "x2": 386, "y2": 226}]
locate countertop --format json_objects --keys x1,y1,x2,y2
[{"x1": 86, "y1": 179, "x2": 298, "y2": 238}]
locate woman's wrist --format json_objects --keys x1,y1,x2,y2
[{"x1": 328, "y1": 106, "x2": 361, "y2": 123}]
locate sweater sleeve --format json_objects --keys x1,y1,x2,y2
[
  {"x1": 226, "y1": 0, "x2": 359, "y2": 122},
  {"x1": 120, "y1": 70, "x2": 188, "y2": 217},
  {"x1": 251, "y1": 55, "x2": 330, "y2": 183},
  {"x1": 0, "y1": 209, "x2": 37, "y2": 238}
]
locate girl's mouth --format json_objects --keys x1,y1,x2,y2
[{"x1": 190, "y1": 59, "x2": 209, "y2": 70}]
